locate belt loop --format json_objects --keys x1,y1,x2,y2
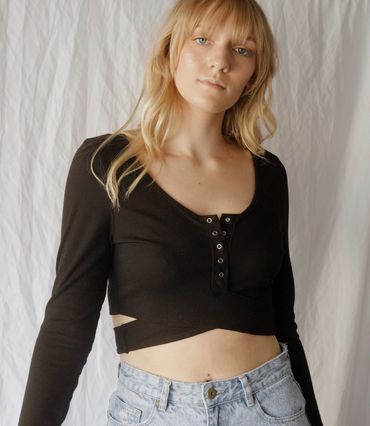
[
  {"x1": 157, "y1": 377, "x2": 171, "y2": 412},
  {"x1": 279, "y1": 341, "x2": 287, "y2": 351},
  {"x1": 238, "y1": 373, "x2": 255, "y2": 407},
  {"x1": 280, "y1": 341, "x2": 289, "y2": 360}
]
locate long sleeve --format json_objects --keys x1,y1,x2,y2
[
  {"x1": 272, "y1": 159, "x2": 323, "y2": 426},
  {"x1": 18, "y1": 136, "x2": 113, "y2": 425}
]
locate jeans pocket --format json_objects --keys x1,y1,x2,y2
[
  {"x1": 254, "y1": 373, "x2": 307, "y2": 423},
  {"x1": 107, "y1": 386, "x2": 158, "y2": 426}
]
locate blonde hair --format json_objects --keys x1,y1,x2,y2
[{"x1": 91, "y1": 0, "x2": 279, "y2": 212}]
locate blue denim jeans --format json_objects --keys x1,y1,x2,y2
[{"x1": 107, "y1": 341, "x2": 311, "y2": 425}]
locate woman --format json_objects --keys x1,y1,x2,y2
[{"x1": 18, "y1": 0, "x2": 323, "y2": 425}]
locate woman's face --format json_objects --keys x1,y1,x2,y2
[{"x1": 174, "y1": 14, "x2": 257, "y2": 114}]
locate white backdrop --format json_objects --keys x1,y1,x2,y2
[{"x1": 2, "y1": 1, "x2": 370, "y2": 425}]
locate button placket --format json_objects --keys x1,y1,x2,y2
[{"x1": 204, "y1": 215, "x2": 230, "y2": 290}]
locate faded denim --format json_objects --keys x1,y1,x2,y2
[{"x1": 107, "y1": 341, "x2": 311, "y2": 425}]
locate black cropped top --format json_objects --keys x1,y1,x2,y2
[{"x1": 18, "y1": 133, "x2": 323, "y2": 425}]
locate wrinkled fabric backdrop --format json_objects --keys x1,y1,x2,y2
[{"x1": 2, "y1": 1, "x2": 370, "y2": 425}]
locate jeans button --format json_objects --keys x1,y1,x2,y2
[{"x1": 208, "y1": 386, "x2": 218, "y2": 399}]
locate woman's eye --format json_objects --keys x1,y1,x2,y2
[
  {"x1": 235, "y1": 47, "x2": 254, "y2": 57},
  {"x1": 194, "y1": 37, "x2": 208, "y2": 45},
  {"x1": 194, "y1": 37, "x2": 253, "y2": 57}
]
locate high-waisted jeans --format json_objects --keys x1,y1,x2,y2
[{"x1": 106, "y1": 341, "x2": 311, "y2": 425}]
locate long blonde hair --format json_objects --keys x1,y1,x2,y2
[{"x1": 91, "y1": 0, "x2": 279, "y2": 212}]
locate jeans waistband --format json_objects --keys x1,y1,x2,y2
[{"x1": 116, "y1": 341, "x2": 292, "y2": 409}]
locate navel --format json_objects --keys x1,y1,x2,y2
[{"x1": 204, "y1": 372, "x2": 212, "y2": 382}]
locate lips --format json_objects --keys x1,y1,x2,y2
[{"x1": 199, "y1": 79, "x2": 225, "y2": 89}]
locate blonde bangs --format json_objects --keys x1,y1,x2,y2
[{"x1": 179, "y1": 0, "x2": 258, "y2": 51}]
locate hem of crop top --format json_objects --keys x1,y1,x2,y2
[
  {"x1": 113, "y1": 322, "x2": 215, "y2": 354},
  {"x1": 132, "y1": 151, "x2": 261, "y2": 223}
]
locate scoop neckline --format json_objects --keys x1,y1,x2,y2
[{"x1": 138, "y1": 151, "x2": 260, "y2": 223}]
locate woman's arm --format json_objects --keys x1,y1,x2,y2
[
  {"x1": 272, "y1": 158, "x2": 324, "y2": 426},
  {"x1": 18, "y1": 135, "x2": 113, "y2": 425}
]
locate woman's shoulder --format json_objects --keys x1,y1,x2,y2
[
  {"x1": 77, "y1": 132, "x2": 129, "y2": 157},
  {"x1": 73, "y1": 132, "x2": 130, "y2": 173},
  {"x1": 255, "y1": 147, "x2": 290, "y2": 204},
  {"x1": 257, "y1": 147, "x2": 287, "y2": 175}
]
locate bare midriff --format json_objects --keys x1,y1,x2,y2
[{"x1": 111, "y1": 314, "x2": 282, "y2": 383}]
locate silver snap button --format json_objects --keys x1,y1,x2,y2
[
  {"x1": 222, "y1": 230, "x2": 227, "y2": 236},
  {"x1": 217, "y1": 257, "x2": 224, "y2": 264},
  {"x1": 206, "y1": 217, "x2": 213, "y2": 223},
  {"x1": 218, "y1": 272, "x2": 224, "y2": 278},
  {"x1": 212, "y1": 230, "x2": 218, "y2": 236},
  {"x1": 225, "y1": 217, "x2": 231, "y2": 222},
  {"x1": 216, "y1": 243, "x2": 222, "y2": 249}
]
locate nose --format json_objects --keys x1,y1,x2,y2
[{"x1": 208, "y1": 48, "x2": 230, "y2": 72}]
